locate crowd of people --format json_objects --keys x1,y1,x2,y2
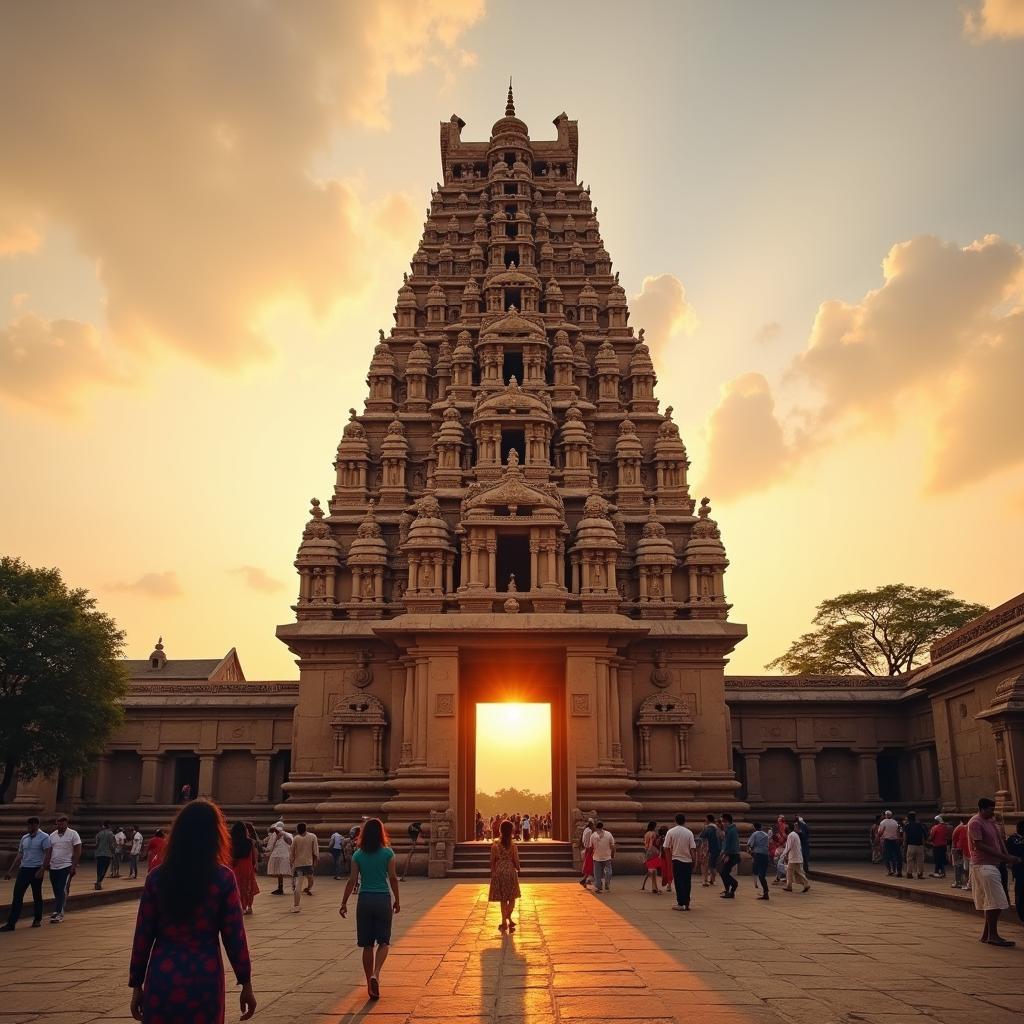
[
  {"x1": 475, "y1": 811, "x2": 551, "y2": 841},
  {"x1": 0, "y1": 796, "x2": 1020, "y2": 1019}
]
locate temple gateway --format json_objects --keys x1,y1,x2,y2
[{"x1": 276, "y1": 87, "x2": 746, "y2": 862}]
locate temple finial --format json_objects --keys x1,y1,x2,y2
[{"x1": 505, "y1": 77, "x2": 515, "y2": 117}]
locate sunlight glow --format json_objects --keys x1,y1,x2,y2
[{"x1": 476, "y1": 702, "x2": 551, "y2": 794}]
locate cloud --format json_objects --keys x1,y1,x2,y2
[
  {"x1": 110, "y1": 571, "x2": 183, "y2": 599},
  {"x1": 0, "y1": 1, "x2": 483, "y2": 391},
  {"x1": 230, "y1": 566, "x2": 287, "y2": 594},
  {"x1": 700, "y1": 234, "x2": 1024, "y2": 500},
  {"x1": 0, "y1": 312, "x2": 127, "y2": 413},
  {"x1": 630, "y1": 273, "x2": 698, "y2": 355},
  {"x1": 701, "y1": 374, "x2": 790, "y2": 500},
  {"x1": 753, "y1": 321, "x2": 782, "y2": 345},
  {"x1": 964, "y1": 0, "x2": 1024, "y2": 40}
]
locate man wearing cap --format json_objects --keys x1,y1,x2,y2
[
  {"x1": 46, "y1": 815, "x2": 81, "y2": 924},
  {"x1": 2, "y1": 817, "x2": 51, "y2": 931},
  {"x1": 876, "y1": 810, "x2": 902, "y2": 877},
  {"x1": 265, "y1": 820, "x2": 293, "y2": 895},
  {"x1": 928, "y1": 815, "x2": 950, "y2": 879}
]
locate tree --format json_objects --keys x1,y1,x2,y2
[
  {"x1": 0, "y1": 556, "x2": 128, "y2": 802},
  {"x1": 767, "y1": 584, "x2": 988, "y2": 677},
  {"x1": 475, "y1": 787, "x2": 552, "y2": 819}
]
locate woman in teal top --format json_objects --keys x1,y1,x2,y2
[{"x1": 340, "y1": 818, "x2": 400, "y2": 1001}]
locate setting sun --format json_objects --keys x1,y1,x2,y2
[{"x1": 476, "y1": 703, "x2": 551, "y2": 794}]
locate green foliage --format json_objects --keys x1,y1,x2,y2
[
  {"x1": 767, "y1": 583, "x2": 988, "y2": 677},
  {"x1": 474, "y1": 786, "x2": 552, "y2": 819},
  {"x1": 0, "y1": 556, "x2": 128, "y2": 802}
]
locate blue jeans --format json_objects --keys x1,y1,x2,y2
[
  {"x1": 593, "y1": 860, "x2": 612, "y2": 891},
  {"x1": 6, "y1": 867, "x2": 43, "y2": 926},
  {"x1": 882, "y1": 839, "x2": 901, "y2": 874},
  {"x1": 48, "y1": 867, "x2": 72, "y2": 916}
]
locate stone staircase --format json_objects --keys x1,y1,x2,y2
[{"x1": 448, "y1": 840, "x2": 577, "y2": 878}]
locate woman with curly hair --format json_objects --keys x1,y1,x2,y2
[{"x1": 128, "y1": 799, "x2": 256, "y2": 1023}]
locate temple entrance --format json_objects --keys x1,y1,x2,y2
[{"x1": 456, "y1": 650, "x2": 568, "y2": 841}]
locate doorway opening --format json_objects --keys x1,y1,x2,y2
[
  {"x1": 500, "y1": 428, "x2": 525, "y2": 463},
  {"x1": 495, "y1": 533, "x2": 530, "y2": 592},
  {"x1": 474, "y1": 703, "x2": 552, "y2": 841},
  {"x1": 171, "y1": 753, "x2": 199, "y2": 802},
  {"x1": 502, "y1": 350, "x2": 524, "y2": 385}
]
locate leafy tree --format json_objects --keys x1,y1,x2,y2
[
  {"x1": 0, "y1": 556, "x2": 128, "y2": 802},
  {"x1": 475, "y1": 787, "x2": 552, "y2": 819},
  {"x1": 767, "y1": 584, "x2": 988, "y2": 677}
]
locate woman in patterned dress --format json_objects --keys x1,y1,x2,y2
[
  {"x1": 129, "y1": 799, "x2": 256, "y2": 1024},
  {"x1": 230, "y1": 821, "x2": 260, "y2": 915},
  {"x1": 488, "y1": 819, "x2": 521, "y2": 933}
]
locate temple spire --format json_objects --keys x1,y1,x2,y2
[{"x1": 505, "y1": 76, "x2": 515, "y2": 117}]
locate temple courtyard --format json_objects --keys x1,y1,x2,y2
[{"x1": 0, "y1": 878, "x2": 1021, "y2": 1024}]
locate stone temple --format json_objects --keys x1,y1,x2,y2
[{"x1": 275, "y1": 85, "x2": 747, "y2": 860}]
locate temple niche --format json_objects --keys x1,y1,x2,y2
[{"x1": 276, "y1": 85, "x2": 748, "y2": 859}]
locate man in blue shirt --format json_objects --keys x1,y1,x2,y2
[
  {"x1": 2, "y1": 816, "x2": 52, "y2": 930},
  {"x1": 746, "y1": 821, "x2": 771, "y2": 900},
  {"x1": 719, "y1": 812, "x2": 740, "y2": 898}
]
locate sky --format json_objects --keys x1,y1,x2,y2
[{"x1": 2, "y1": 0, "x2": 1023, "y2": 686}]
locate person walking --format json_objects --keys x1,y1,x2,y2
[
  {"x1": 589, "y1": 821, "x2": 616, "y2": 894},
  {"x1": 967, "y1": 797, "x2": 1019, "y2": 946},
  {"x1": 178, "y1": 781, "x2": 192, "y2": 802},
  {"x1": 230, "y1": 821, "x2": 260, "y2": 916},
  {"x1": 747, "y1": 821, "x2": 771, "y2": 900},
  {"x1": 264, "y1": 821, "x2": 292, "y2": 895},
  {"x1": 795, "y1": 816, "x2": 811, "y2": 870},
  {"x1": 904, "y1": 812, "x2": 927, "y2": 879},
  {"x1": 488, "y1": 819, "x2": 522, "y2": 932},
  {"x1": 521, "y1": 813, "x2": 531, "y2": 843},
  {"x1": 951, "y1": 816, "x2": 971, "y2": 890},
  {"x1": 112, "y1": 826, "x2": 126, "y2": 878},
  {"x1": 928, "y1": 816, "x2": 950, "y2": 879},
  {"x1": 870, "y1": 815, "x2": 883, "y2": 864},
  {"x1": 128, "y1": 799, "x2": 255, "y2": 1023},
  {"x1": 719, "y1": 813, "x2": 740, "y2": 899},
  {"x1": 340, "y1": 818, "x2": 400, "y2": 1001},
  {"x1": 1006, "y1": 820, "x2": 1024, "y2": 923},
  {"x1": 47, "y1": 814, "x2": 81, "y2": 924},
  {"x1": 147, "y1": 829, "x2": 166, "y2": 873},
  {"x1": 289, "y1": 822, "x2": 319, "y2": 911},
  {"x1": 641, "y1": 821, "x2": 662, "y2": 894},
  {"x1": 664, "y1": 813, "x2": 696, "y2": 911},
  {"x1": 2, "y1": 817, "x2": 51, "y2": 931},
  {"x1": 697, "y1": 814, "x2": 720, "y2": 888},
  {"x1": 658, "y1": 825, "x2": 673, "y2": 893},
  {"x1": 399, "y1": 821, "x2": 423, "y2": 881},
  {"x1": 782, "y1": 823, "x2": 810, "y2": 893},
  {"x1": 328, "y1": 830, "x2": 345, "y2": 879},
  {"x1": 94, "y1": 822, "x2": 115, "y2": 890},
  {"x1": 127, "y1": 826, "x2": 144, "y2": 880},
  {"x1": 877, "y1": 811, "x2": 902, "y2": 877},
  {"x1": 579, "y1": 818, "x2": 595, "y2": 889}
]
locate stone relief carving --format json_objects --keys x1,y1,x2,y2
[
  {"x1": 435, "y1": 693, "x2": 455, "y2": 716},
  {"x1": 571, "y1": 693, "x2": 591, "y2": 716}
]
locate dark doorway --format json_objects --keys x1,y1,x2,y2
[
  {"x1": 501, "y1": 428, "x2": 525, "y2": 463},
  {"x1": 271, "y1": 750, "x2": 291, "y2": 802},
  {"x1": 504, "y1": 287, "x2": 521, "y2": 309},
  {"x1": 172, "y1": 754, "x2": 199, "y2": 801},
  {"x1": 496, "y1": 534, "x2": 530, "y2": 592},
  {"x1": 877, "y1": 752, "x2": 901, "y2": 803},
  {"x1": 503, "y1": 350, "x2": 524, "y2": 385}
]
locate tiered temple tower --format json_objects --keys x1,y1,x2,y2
[{"x1": 277, "y1": 87, "x2": 747, "y2": 859}]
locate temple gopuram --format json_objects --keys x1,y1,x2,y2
[{"x1": 275, "y1": 86, "x2": 747, "y2": 862}]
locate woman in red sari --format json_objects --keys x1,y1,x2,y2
[
  {"x1": 129, "y1": 799, "x2": 256, "y2": 1024},
  {"x1": 230, "y1": 821, "x2": 260, "y2": 915},
  {"x1": 146, "y1": 829, "x2": 166, "y2": 873}
]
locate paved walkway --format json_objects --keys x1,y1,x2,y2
[
  {"x1": 0, "y1": 876, "x2": 1021, "y2": 1023},
  {"x1": 810, "y1": 861, "x2": 976, "y2": 910}
]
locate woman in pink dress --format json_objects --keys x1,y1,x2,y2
[{"x1": 230, "y1": 821, "x2": 260, "y2": 915}]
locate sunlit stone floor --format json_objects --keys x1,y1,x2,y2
[{"x1": 0, "y1": 876, "x2": 1021, "y2": 1023}]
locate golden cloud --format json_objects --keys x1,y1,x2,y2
[
  {"x1": 0, "y1": 1, "x2": 483, "y2": 403},
  {"x1": 110, "y1": 572, "x2": 184, "y2": 599},
  {"x1": 701, "y1": 234, "x2": 1024, "y2": 499},
  {"x1": 630, "y1": 273, "x2": 698, "y2": 355},
  {"x1": 964, "y1": 0, "x2": 1024, "y2": 40},
  {"x1": 230, "y1": 566, "x2": 287, "y2": 594}
]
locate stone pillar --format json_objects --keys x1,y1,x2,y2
[
  {"x1": 415, "y1": 657, "x2": 428, "y2": 766},
  {"x1": 743, "y1": 752, "x2": 763, "y2": 803},
  {"x1": 92, "y1": 755, "x2": 113, "y2": 805},
  {"x1": 917, "y1": 746, "x2": 938, "y2": 802},
  {"x1": 253, "y1": 755, "x2": 272, "y2": 802},
  {"x1": 595, "y1": 658, "x2": 609, "y2": 765},
  {"x1": 799, "y1": 752, "x2": 820, "y2": 802},
  {"x1": 198, "y1": 754, "x2": 216, "y2": 798},
  {"x1": 859, "y1": 752, "x2": 880, "y2": 802},
  {"x1": 138, "y1": 755, "x2": 162, "y2": 804},
  {"x1": 401, "y1": 659, "x2": 415, "y2": 766},
  {"x1": 608, "y1": 662, "x2": 622, "y2": 763}
]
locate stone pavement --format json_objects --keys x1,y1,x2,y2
[
  {"x1": 810, "y1": 862, "x2": 975, "y2": 913},
  {"x1": 0, "y1": 876, "x2": 1021, "y2": 1024}
]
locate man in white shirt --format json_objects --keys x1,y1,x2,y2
[
  {"x1": 589, "y1": 822, "x2": 616, "y2": 893},
  {"x1": 47, "y1": 815, "x2": 82, "y2": 923},
  {"x1": 579, "y1": 819, "x2": 595, "y2": 888},
  {"x1": 782, "y1": 825, "x2": 810, "y2": 892},
  {"x1": 664, "y1": 813, "x2": 697, "y2": 911},
  {"x1": 127, "y1": 827, "x2": 144, "y2": 879},
  {"x1": 522, "y1": 814, "x2": 531, "y2": 842},
  {"x1": 112, "y1": 827, "x2": 126, "y2": 878},
  {"x1": 877, "y1": 810, "x2": 903, "y2": 877}
]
